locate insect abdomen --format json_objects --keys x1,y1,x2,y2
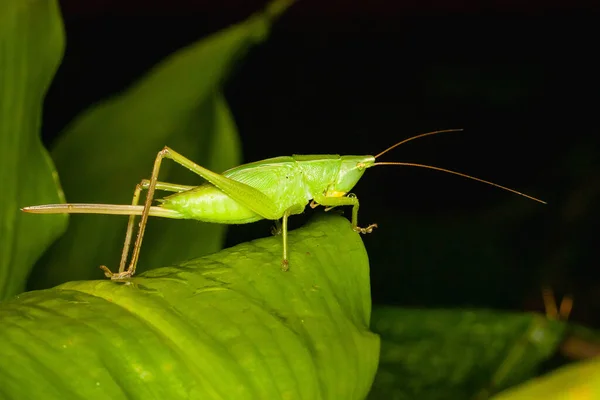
[
  {"x1": 159, "y1": 184, "x2": 263, "y2": 224},
  {"x1": 159, "y1": 158, "x2": 315, "y2": 224}
]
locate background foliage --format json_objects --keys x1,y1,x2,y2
[
  {"x1": 1, "y1": 0, "x2": 598, "y2": 399},
  {"x1": 0, "y1": 0, "x2": 67, "y2": 300}
]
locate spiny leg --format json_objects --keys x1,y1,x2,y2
[
  {"x1": 128, "y1": 150, "x2": 195, "y2": 279},
  {"x1": 101, "y1": 178, "x2": 195, "y2": 280},
  {"x1": 313, "y1": 193, "x2": 377, "y2": 234},
  {"x1": 118, "y1": 179, "x2": 196, "y2": 274},
  {"x1": 112, "y1": 183, "x2": 143, "y2": 277}
]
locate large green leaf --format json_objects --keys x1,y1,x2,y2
[
  {"x1": 0, "y1": 0, "x2": 68, "y2": 300},
  {"x1": 28, "y1": 0, "x2": 294, "y2": 289},
  {"x1": 0, "y1": 214, "x2": 379, "y2": 399},
  {"x1": 368, "y1": 307, "x2": 568, "y2": 400},
  {"x1": 491, "y1": 357, "x2": 600, "y2": 399}
]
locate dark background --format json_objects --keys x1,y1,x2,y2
[{"x1": 44, "y1": 1, "x2": 600, "y2": 326}]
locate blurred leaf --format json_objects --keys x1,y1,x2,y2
[
  {"x1": 28, "y1": 0, "x2": 294, "y2": 289},
  {"x1": 0, "y1": 214, "x2": 379, "y2": 400},
  {"x1": 491, "y1": 357, "x2": 600, "y2": 400},
  {"x1": 367, "y1": 306, "x2": 567, "y2": 400},
  {"x1": 0, "y1": 0, "x2": 68, "y2": 299}
]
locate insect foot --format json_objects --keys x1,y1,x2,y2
[
  {"x1": 353, "y1": 224, "x2": 378, "y2": 234},
  {"x1": 100, "y1": 265, "x2": 133, "y2": 280},
  {"x1": 271, "y1": 221, "x2": 283, "y2": 236},
  {"x1": 281, "y1": 258, "x2": 289, "y2": 272}
]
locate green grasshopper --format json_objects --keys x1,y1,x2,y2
[{"x1": 22, "y1": 129, "x2": 545, "y2": 279}]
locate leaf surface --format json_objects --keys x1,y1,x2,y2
[
  {"x1": 492, "y1": 357, "x2": 600, "y2": 400},
  {"x1": 0, "y1": 0, "x2": 68, "y2": 299},
  {"x1": 1, "y1": 214, "x2": 379, "y2": 400},
  {"x1": 368, "y1": 306, "x2": 567, "y2": 400}
]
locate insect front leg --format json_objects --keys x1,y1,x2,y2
[
  {"x1": 313, "y1": 193, "x2": 378, "y2": 234},
  {"x1": 309, "y1": 199, "x2": 337, "y2": 212}
]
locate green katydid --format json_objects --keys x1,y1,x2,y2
[{"x1": 22, "y1": 129, "x2": 545, "y2": 279}]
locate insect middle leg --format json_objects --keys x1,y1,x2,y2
[
  {"x1": 313, "y1": 193, "x2": 377, "y2": 234},
  {"x1": 280, "y1": 204, "x2": 305, "y2": 272},
  {"x1": 271, "y1": 220, "x2": 283, "y2": 236},
  {"x1": 100, "y1": 179, "x2": 195, "y2": 280}
]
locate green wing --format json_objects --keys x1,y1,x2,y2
[
  {"x1": 175, "y1": 159, "x2": 286, "y2": 220},
  {"x1": 163, "y1": 155, "x2": 306, "y2": 221}
]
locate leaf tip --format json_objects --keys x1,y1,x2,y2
[{"x1": 265, "y1": 0, "x2": 296, "y2": 21}]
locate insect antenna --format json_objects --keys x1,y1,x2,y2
[
  {"x1": 374, "y1": 129, "x2": 464, "y2": 159},
  {"x1": 371, "y1": 129, "x2": 545, "y2": 204},
  {"x1": 372, "y1": 161, "x2": 546, "y2": 204}
]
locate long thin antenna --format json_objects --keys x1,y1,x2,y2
[
  {"x1": 373, "y1": 162, "x2": 547, "y2": 204},
  {"x1": 374, "y1": 129, "x2": 464, "y2": 159}
]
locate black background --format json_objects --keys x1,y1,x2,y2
[{"x1": 44, "y1": 1, "x2": 600, "y2": 326}]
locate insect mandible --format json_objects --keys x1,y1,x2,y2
[{"x1": 22, "y1": 129, "x2": 545, "y2": 279}]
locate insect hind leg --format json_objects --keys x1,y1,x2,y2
[
  {"x1": 99, "y1": 182, "x2": 144, "y2": 279},
  {"x1": 101, "y1": 176, "x2": 196, "y2": 280},
  {"x1": 113, "y1": 146, "x2": 260, "y2": 280}
]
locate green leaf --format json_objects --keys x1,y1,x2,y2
[
  {"x1": 28, "y1": 0, "x2": 294, "y2": 289},
  {"x1": 368, "y1": 307, "x2": 567, "y2": 400},
  {"x1": 491, "y1": 358, "x2": 600, "y2": 399},
  {"x1": 0, "y1": 214, "x2": 379, "y2": 400},
  {"x1": 0, "y1": 0, "x2": 68, "y2": 300}
]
